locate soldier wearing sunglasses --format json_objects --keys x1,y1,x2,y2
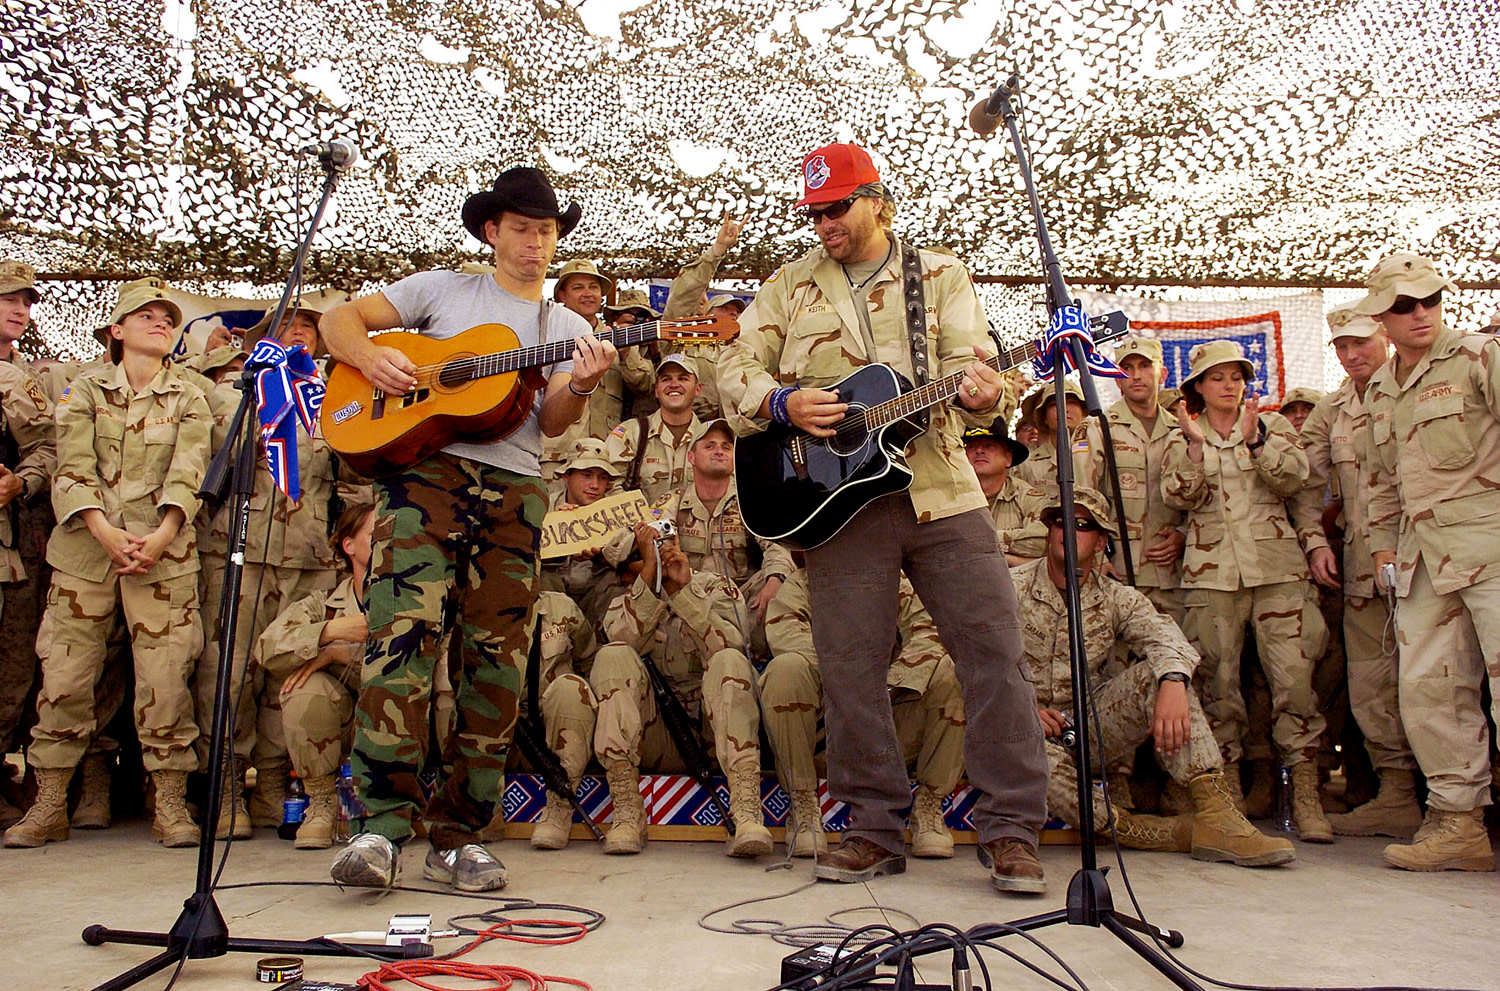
[{"x1": 1359, "y1": 254, "x2": 1500, "y2": 873}]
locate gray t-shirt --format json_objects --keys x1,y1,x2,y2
[{"x1": 380, "y1": 270, "x2": 591, "y2": 476}]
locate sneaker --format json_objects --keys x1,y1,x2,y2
[
  {"x1": 424, "y1": 843, "x2": 510, "y2": 892},
  {"x1": 331, "y1": 833, "x2": 401, "y2": 888}
]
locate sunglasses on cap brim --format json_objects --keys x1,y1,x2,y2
[
  {"x1": 1388, "y1": 290, "x2": 1442, "y2": 315},
  {"x1": 800, "y1": 195, "x2": 860, "y2": 225}
]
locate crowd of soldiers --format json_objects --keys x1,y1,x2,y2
[{"x1": 0, "y1": 230, "x2": 1496, "y2": 883}]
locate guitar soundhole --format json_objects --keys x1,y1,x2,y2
[
  {"x1": 825, "y1": 406, "x2": 869, "y2": 456},
  {"x1": 435, "y1": 355, "x2": 477, "y2": 391}
]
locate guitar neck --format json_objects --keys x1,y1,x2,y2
[
  {"x1": 865, "y1": 340, "x2": 1040, "y2": 428},
  {"x1": 462, "y1": 320, "x2": 682, "y2": 379}
]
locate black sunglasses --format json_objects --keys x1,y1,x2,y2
[
  {"x1": 1045, "y1": 516, "x2": 1104, "y2": 533},
  {"x1": 801, "y1": 196, "x2": 859, "y2": 225},
  {"x1": 1388, "y1": 290, "x2": 1442, "y2": 315}
]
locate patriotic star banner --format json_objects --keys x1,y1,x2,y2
[
  {"x1": 1072, "y1": 290, "x2": 1328, "y2": 406},
  {"x1": 251, "y1": 339, "x2": 325, "y2": 502}
]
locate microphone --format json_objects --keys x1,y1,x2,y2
[
  {"x1": 297, "y1": 138, "x2": 360, "y2": 169},
  {"x1": 968, "y1": 73, "x2": 1019, "y2": 137}
]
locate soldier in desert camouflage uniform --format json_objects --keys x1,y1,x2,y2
[
  {"x1": 1013, "y1": 379, "x2": 1085, "y2": 490},
  {"x1": 1359, "y1": 254, "x2": 1500, "y2": 872},
  {"x1": 254, "y1": 502, "x2": 373, "y2": 849},
  {"x1": 760, "y1": 569, "x2": 964, "y2": 859},
  {"x1": 1292, "y1": 306, "x2": 1421, "y2": 839},
  {"x1": 961, "y1": 420, "x2": 1048, "y2": 564},
  {"x1": 1016, "y1": 488, "x2": 1293, "y2": 867},
  {"x1": 589, "y1": 517, "x2": 773, "y2": 858},
  {"x1": 5, "y1": 280, "x2": 210, "y2": 850},
  {"x1": 660, "y1": 214, "x2": 749, "y2": 419},
  {"x1": 1162, "y1": 339, "x2": 1332, "y2": 843},
  {"x1": 602, "y1": 353, "x2": 703, "y2": 504}
]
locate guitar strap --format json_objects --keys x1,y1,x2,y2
[{"x1": 900, "y1": 242, "x2": 930, "y2": 431}]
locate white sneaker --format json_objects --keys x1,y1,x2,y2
[
  {"x1": 423, "y1": 843, "x2": 509, "y2": 892},
  {"x1": 330, "y1": 833, "x2": 401, "y2": 888}
]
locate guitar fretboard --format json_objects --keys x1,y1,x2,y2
[
  {"x1": 440, "y1": 319, "x2": 715, "y2": 383},
  {"x1": 862, "y1": 340, "x2": 1040, "y2": 429}
]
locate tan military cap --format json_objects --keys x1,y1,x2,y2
[
  {"x1": 1281, "y1": 387, "x2": 1323, "y2": 409},
  {"x1": 691, "y1": 416, "x2": 734, "y2": 447},
  {"x1": 1020, "y1": 378, "x2": 1085, "y2": 428},
  {"x1": 1353, "y1": 253, "x2": 1458, "y2": 316},
  {"x1": 552, "y1": 260, "x2": 615, "y2": 303},
  {"x1": 657, "y1": 352, "x2": 699, "y2": 378},
  {"x1": 1112, "y1": 337, "x2": 1162, "y2": 365},
  {"x1": 1326, "y1": 304, "x2": 1382, "y2": 340},
  {"x1": 1039, "y1": 485, "x2": 1119, "y2": 541},
  {"x1": 1180, "y1": 339, "x2": 1255, "y2": 393},
  {"x1": 191, "y1": 343, "x2": 248, "y2": 377},
  {"x1": 603, "y1": 289, "x2": 658, "y2": 320},
  {"x1": 97, "y1": 277, "x2": 183, "y2": 344},
  {"x1": 0, "y1": 259, "x2": 40, "y2": 302},
  {"x1": 563, "y1": 437, "x2": 621, "y2": 477}
]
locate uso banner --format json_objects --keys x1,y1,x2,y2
[{"x1": 1074, "y1": 290, "x2": 1327, "y2": 407}]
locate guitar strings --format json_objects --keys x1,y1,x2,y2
[{"x1": 395, "y1": 318, "x2": 719, "y2": 379}]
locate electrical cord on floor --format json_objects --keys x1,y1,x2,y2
[{"x1": 699, "y1": 880, "x2": 921, "y2": 947}]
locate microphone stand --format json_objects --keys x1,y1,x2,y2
[
  {"x1": 965, "y1": 78, "x2": 1200, "y2": 989},
  {"x1": 79, "y1": 155, "x2": 426, "y2": 991}
]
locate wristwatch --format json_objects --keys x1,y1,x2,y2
[{"x1": 1158, "y1": 672, "x2": 1189, "y2": 686}]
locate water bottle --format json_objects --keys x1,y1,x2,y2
[
  {"x1": 335, "y1": 762, "x2": 364, "y2": 842},
  {"x1": 1276, "y1": 763, "x2": 1294, "y2": 833},
  {"x1": 278, "y1": 771, "x2": 309, "y2": 841}
]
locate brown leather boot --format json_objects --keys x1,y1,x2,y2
[
  {"x1": 1242, "y1": 759, "x2": 1274, "y2": 819},
  {"x1": 978, "y1": 837, "x2": 1045, "y2": 894},
  {"x1": 3, "y1": 766, "x2": 72, "y2": 848},
  {"x1": 248, "y1": 763, "x2": 288, "y2": 828},
  {"x1": 814, "y1": 835, "x2": 906, "y2": 882}
]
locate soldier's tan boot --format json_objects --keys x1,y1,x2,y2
[
  {"x1": 248, "y1": 763, "x2": 289, "y2": 828},
  {"x1": 151, "y1": 770, "x2": 200, "y2": 848},
  {"x1": 1188, "y1": 771, "x2": 1296, "y2": 866},
  {"x1": 787, "y1": 788, "x2": 827, "y2": 858},
  {"x1": 603, "y1": 761, "x2": 646, "y2": 855},
  {"x1": 71, "y1": 753, "x2": 112, "y2": 830},
  {"x1": 215, "y1": 782, "x2": 252, "y2": 840},
  {"x1": 1220, "y1": 762, "x2": 1247, "y2": 815},
  {"x1": 3, "y1": 766, "x2": 73, "y2": 848},
  {"x1": 1290, "y1": 760, "x2": 1334, "y2": 843},
  {"x1": 1242, "y1": 758, "x2": 1274, "y2": 819},
  {"x1": 909, "y1": 785, "x2": 955, "y2": 858},
  {"x1": 1159, "y1": 778, "x2": 1195, "y2": 816},
  {"x1": 295, "y1": 775, "x2": 338, "y2": 850},
  {"x1": 530, "y1": 784, "x2": 579, "y2": 850},
  {"x1": 1328, "y1": 768, "x2": 1423, "y2": 838},
  {"x1": 1111, "y1": 807, "x2": 1194, "y2": 853},
  {"x1": 1383, "y1": 809, "x2": 1495, "y2": 872},
  {"x1": 725, "y1": 760, "x2": 773, "y2": 858}
]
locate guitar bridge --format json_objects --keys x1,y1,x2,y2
[
  {"x1": 789, "y1": 433, "x2": 809, "y2": 480},
  {"x1": 371, "y1": 387, "x2": 386, "y2": 421}
]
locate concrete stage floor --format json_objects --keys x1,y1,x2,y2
[{"x1": 4, "y1": 821, "x2": 1497, "y2": 991}]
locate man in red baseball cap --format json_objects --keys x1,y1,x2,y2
[{"x1": 719, "y1": 143, "x2": 1049, "y2": 895}]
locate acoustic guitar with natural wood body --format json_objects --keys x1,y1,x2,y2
[{"x1": 322, "y1": 316, "x2": 737, "y2": 477}]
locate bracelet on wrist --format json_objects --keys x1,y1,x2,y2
[
  {"x1": 568, "y1": 379, "x2": 598, "y2": 397},
  {"x1": 768, "y1": 386, "x2": 799, "y2": 426}
]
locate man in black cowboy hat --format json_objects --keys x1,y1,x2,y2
[
  {"x1": 962, "y1": 419, "x2": 1048, "y2": 565},
  {"x1": 321, "y1": 167, "x2": 617, "y2": 892}
]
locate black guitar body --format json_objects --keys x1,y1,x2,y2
[{"x1": 734, "y1": 364, "x2": 924, "y2": 550}]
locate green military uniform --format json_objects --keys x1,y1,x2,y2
[{"x1": 31, "y1": 361, "x2": 211, "y2": 772}]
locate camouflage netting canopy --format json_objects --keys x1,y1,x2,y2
[{"x1": 2, "y1": 0, "x2": 1498, "y2": 336}]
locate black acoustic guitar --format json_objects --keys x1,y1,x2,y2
[{"x1": 735, "y1": 315, "x2": 1128, "y2": 549}]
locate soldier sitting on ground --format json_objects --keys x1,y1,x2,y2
[{"x1": 1014, "y1": 487, "x2": 1294, "y2": 867}]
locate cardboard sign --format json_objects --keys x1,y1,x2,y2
[{"x1": 539, "y1": 490, "x2": 653, "y2": 559}]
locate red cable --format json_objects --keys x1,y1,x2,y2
[{"x1": 355, "y1": 917, "x2": 593, "y2": 991}]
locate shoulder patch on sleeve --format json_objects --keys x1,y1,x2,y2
[
  {"x1": 1072, "y1": 438, "x2": 1089, "y2": 453},
  {"x1": 24, "y1": 378, "x2": 48, "y2": 410},
  {"x1": 610, "y1": 423, "x2": 627, "y2": 437},
  {"x1": 763, "y1": 266, "x2": 783, "y2": 286},
  {"x1": 59, "y1": 385, "x2": 71, "y2": 404}
]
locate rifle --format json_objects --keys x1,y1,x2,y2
[
  {"x1": 638, "y1": 650, "x2": 736, "y2": 835},
  {"x1": 0, "y1": 419, "x2": 18, "y2": 551},
  {"x1": 520, "y1": 607, "x2": 605, "y2": 842}
]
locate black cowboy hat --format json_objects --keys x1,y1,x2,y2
[
  {"x1": 461, "y1": 167, "x2": 582, "y2": 244},
  {"x1": 962, "y1": 419, "x2": 1030, "y2": 466}
]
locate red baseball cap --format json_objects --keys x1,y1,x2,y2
[{"x1": 796, "y1": 143, "x2": 881, "y2": 207}]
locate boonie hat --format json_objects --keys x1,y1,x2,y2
[
  {"x1": 797, "y1": 143, "x2": 882, "y2": 207},
  {"x1": 1353, "y1": 253, "x2": 1458, "y2": 316},
  {"x1": 1280, "y1": 387, "x2": 1323, "y2": 410},
  {"x1": 553, "y1": 260, "x2": 616, "y2": 303},
  {"x1": 1039, "y1": 486, "x2": 1119, "y2": 541},
  {"x1": 604, "y1": 289, "x2": 658, "y2": 321},
  {"x1": 1180, "y1": 340, "x2": 1255, "y2": 394},
  {"x1": 961, "y1": 418, "x2": 1030, "y2": 466},
  {"x1": 243, "y1": 303, "x2": 327, "y2": 355},
  {"x1": 1020, "y1": 379, "x2": 1086, "y2": 429}
]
